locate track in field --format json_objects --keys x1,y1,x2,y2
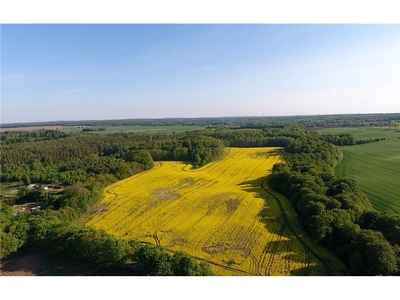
[{"x1": 260, "y1": 179, "x2": 333, "y2": 276}]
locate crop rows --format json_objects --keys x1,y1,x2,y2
[
  {"x1": 87, "y1": 147, "x2": 326, "y2": 275},
  {"x1": 321, "y1": 127, "x2": 400, "y2": 213}
]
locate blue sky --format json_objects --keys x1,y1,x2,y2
[{"x1": 1, "y1": 24, "x2": 400, "y2": 123}]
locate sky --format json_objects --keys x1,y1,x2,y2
[{"x1": 1, "y1": 24, "x2": 400, "y2": 124}]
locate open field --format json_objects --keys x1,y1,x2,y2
[
  {"x1": 0, "y1": 182, "x2": 21, "y2": 198},
  {"x1": 320, "y1": 127, "x2": 400, "y2": 212},
  {"x1": 0, "y1": 125, "x2": 89, "y2": 132},
  {"x1": 87, "y1": 147, "x2": 345, "y2": 275},
  {"x1": 0, "y1": 125, "x2": 205, "y2": 134},
  {"x1": 62, "y1": 125, "x2": 206, "y2": 134}
]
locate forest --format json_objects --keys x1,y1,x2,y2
[
  {"x1": 2, "y1": 112, "x2": 400, "y2": 129},
  {"x1": 1, "y1": 113, "x2": 399, "y2": 276}
]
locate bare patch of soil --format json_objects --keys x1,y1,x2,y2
[
  {"x1": 146, "y1": 189, "x2": 180, "y2": 209},
  {"x1": 168, "y1": 237, "x2": 188, "y2": 247},
  {"x1": 225, "y1": 199, "x2": 240, "y2": 212},
  {"x1": 179, "y1": 177, "x2": 198, "y2": 186},
  {"x1": 202, "y1": 245, "x2": 250, "y2": 259},
  {"x1": 202, "y1": 245, "x2": 226, "y2": 255},
  {"x1": 154, "y1": 189, "x2": 180, "y2": 201}
]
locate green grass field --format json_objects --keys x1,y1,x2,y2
[
  {"x1": 62, "y1": 125, "x2": 206, "y2": 134},
  {"x1": 320, "y1": 127, "x2": 400, "y2": 213}
]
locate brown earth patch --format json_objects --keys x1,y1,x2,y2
[
  {"x1": 168, "y1": 237, "x2": 188, "y2": 247},
  {"x1": 154, "y1": 189, "x2": 180, "y2": 201},
  {"x1": 179, "y1": 177, "x2": 198, "y2": 186},
  {"x1": 147, "y1": 189, "x2": 180, "y2": 209},
  {"x1": 202, "y1": 245, "x2": 249, "y2": 257},
  {"x1": 225, "y1": 199, "x2": 240, "y2": 212},
  {"x1": 202, "y1": 245, "x2": 226, "y2": 255}
]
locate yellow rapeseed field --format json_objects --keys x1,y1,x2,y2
[{"x1": 87, "y1": 147, "x2": 329, "y2": 275}]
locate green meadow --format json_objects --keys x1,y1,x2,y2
[{"x1": 320, "y1": 127, "x2": 400, "y2": 213}]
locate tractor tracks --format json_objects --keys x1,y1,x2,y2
[
  {"x1": 260, "y1": 178, "x2": 334, "y2": 276},
  {"x1": 153, "y1": 231, "x2": 161, "y2": 246}
]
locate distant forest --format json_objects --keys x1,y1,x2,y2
[{"x1": 2, "y1": 112, "x2": 400, "y2": 129}]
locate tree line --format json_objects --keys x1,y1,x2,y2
[
  {"x1": 0, "y1": 206, "x2": 213, "y2": 275},
  {"x1": 0, "y1": 131, "x2": 224, "y2": 184},
  {"x1": 203, "y1": 127, "x2": 400, "y2": 275},
  {"x1": 320, "y1": 132, "x2": 386, "y2": 146},
  {"x1": 0, "y1": 130, "x2": 224, "y2": 275},
  {"x1": 268, "y1": 131, "x2": 400, "y2": 275},
  {"x1": 2, "y1": 112, "x2": 399, "y2": 130},
  {"x1": 1, "y1": 125, "x2": 399, "y2": 275}
]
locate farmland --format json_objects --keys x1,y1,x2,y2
[
  {"x1": 87, "y1": 147, "x2": 344, "y2": 276},
  {"x1": 0, "y1": 125, "x2": 88, "y2": 132},
  {"x1": 320, "y1": 127, "x2": 400, "y2": 213},
  {"x1": 61, "y1": 125, "x2": 206, "y2": 134},
  {"x1": 0, "y1": 125, "x2": 206, "y2": 134}
]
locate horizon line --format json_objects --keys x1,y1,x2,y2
[{"x1": 1, "y1": 112, "x2": 400, "y2": 127}]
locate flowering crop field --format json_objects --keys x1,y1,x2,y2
[{"x1": 87, "y1": 147, "x2": 340, "y2": 275}]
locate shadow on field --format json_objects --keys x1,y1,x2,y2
[
  {"x1": 267, "y1": 149, "x2": 282, "y2": 156},
  {"x1": 238, "y1": 176, "x2": 333, "y2": 276},
  {"x1": 238, "y1": 177, "x2": 292, "y2": 242},
  {"x1": 290, "y1": 264, "x2": 327, "y2": 276}
]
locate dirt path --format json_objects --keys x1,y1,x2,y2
[{"x1": 260, "y1": 178, "x2": 334, "y2": 276}]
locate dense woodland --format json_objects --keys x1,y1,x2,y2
[
  {"x1": 0, "y1": 130, "x2": 223, "y2": 275},
  {"x1": 2, "y1": 112, "x2": 400, "y2": 129},
  {"x1": 268, "y1": 133, "x2": 400, "y2": 275},
  {"x1": 1, "y1": 115, "x2": 400, "y2": 276},
  {"x1": 0, "y1": 132, "x2": 224, "y2": 184}
]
